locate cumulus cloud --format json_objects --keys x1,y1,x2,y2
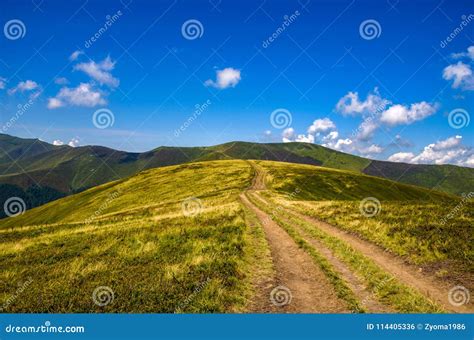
[
  {"x1": 54, "y1": 77, "x2": 69, "y2": 85},
  {"x1": 47, "y1": 83, "x2": 106, "y2": 109},
  {"x1": 355, "y1": 119, "x2": 378, "y2": 141},
  {"x1": 443, "y1": 46, "x2": 474, "y2": 91},
  {"x1": 68, "y1": 138, "x2": 80, "y2": 147},
  {"x1": 335, "y1": 89, "x2": 437, "y2": 144},
  {"x1": 443, "y1": 61, "x2": 474, "y2": 91},
  {"x1": 380, "y1": 101, "x2": 437, "y2": 126},
  {"x1": 335, "y1": 88, "x2": 390, "y2": 116},
  {"x1": 308, "y1": 118, "x2": 336, "y2": 134},
  {"x1": 69, "y1": 50, "x2": 83, "y2": 61},
  {"x1": 358, "y1": 144, "x2": 383, "y2": 155},
  {"x1": 74, "y1": 56, "x2": 119, "y2": 88},
  {"x1": 322, "y1": 131, "x2": 339, "y2": 142},
  {"x1": 295, "y1": 134, "x2": 315, "y2": 143},
  {"x1": 451, "y1": 46, "x2": 474, "y2": 61},
  {"x1": 47, "y1": 98, "x2": 64, "y2": 109},
  {"x1": 53, "y1": 139, "x2": 64, "y2": 146},
  {"x1": 387, "y1": 135, "x2": 473, "y2": 167},
  {"x1": 282, "y1": 127, "x2": 295, "y2": 143},
  {"x1": 332, "y1": 138, "x2": 353, "y2": 151},
  {"x1": 8, "y1": 80, "x2": 40, "y2": 95},
  {"x1": 205, "y1": 67, "x2": 241, "y2": 89},
  {"x1": 387, "y1": 152, "x2": 416, "y2": 163}
]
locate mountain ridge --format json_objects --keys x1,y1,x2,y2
[{"x1": 0, "y1": 133, "x2": 472, "y2": 216}]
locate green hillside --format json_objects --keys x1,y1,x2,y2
[
  {"x1": 0, "y1": 134, "x2": 472, "y2": 216},
  {"x1": 1, "y1": 160, "x2": 471, "y2": 313}
]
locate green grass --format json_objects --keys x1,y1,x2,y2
[
  {"x1": 257, "y1": 160, "x2": 473, "y2": 287},
  {"x1": 0, "y1": 160, "x2": 258, "y2": 312},
  {"x1": 249, "y1": 192, "x2": 443, "y2": 313},
  {"x1": 1, "y1": 159, "x2": 471, "y2": 313},
  {"x1": 1, "y1": 134, "x2": 473, "y2": 199},
  {"x1": 246, "y1": 193, "x2": 364, "y2": 313}
]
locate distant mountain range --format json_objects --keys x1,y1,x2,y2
[{"x1": 1, "y1": 133, "x2": 472, "y2": 216}]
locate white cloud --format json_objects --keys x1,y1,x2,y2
[
  {"x1": 295, "y1": 134, "x2": 315, "y2": 143},
  {"x1": 335, "y1": 89, "x2": 437, "y2": 142},
  {"x1": 47, "y1": 98, "x2": 64, "y2": 109},
  {"x1": 356, "y1": 119, "x2": 378, "y2": 141},
  {"x1": 380, "y1": 101, "x2": 437, "y2": 126},
  {"x1": 68, "y1": 138, "x2": 80, "y2": 147},
  {"x1": 333, "y1": 138, "x2": 353, "y2": 151},
  {"x1": 322, "y1": 138, "x2": 353, "y2": 152},
  {"x1": 8, "y1": 80, "x2": 40, "y2": 95},
  {"x1": 54, "y1": 77, "x2": 69, "y2": 85},
  {"x1": 69, "y1": 50, "x2": 83, "y2": 61},
  {"x1": 387, "y1": 135, "x2": 474, "y2": 167},
  {"x1": 308, "y1": 118, "x2": 336, "y2": 134},
  {"x1": 282, "y1": 127, "x2": 295, "y2": 143},
  {"x1": 335, "y1": 88, "x2": 390, "y2": 116},
  {"x1": 74, "y1": 56, "x2": 119, "y2": 88},
  {"x1": 0, "y1": 77, "x2": 6, "y2": 89},
  {"x1": 452, "y1": 45, "x2": 474, "y2": 61},
  {"x1": 387, "y1": 152, "x2": 416, "y2": 163},
  {"x1": 205, "y1": 67, "x2": 241, "y2": 89},
  {"x1": 322, "y1": 131, "x2": 339, "y2": 142},
  {"x1": 48, "y1": 83, "x2": 106, "y2": 109},
  {"x1": 359, "y1": 144, "x2": 383, "y2": 155},
  {"x1": 53, "y1": 139, "x2": 64, "y2": 146},
  {"x1": 443, "y1": 61, "x2": 474, "y2": 90}
]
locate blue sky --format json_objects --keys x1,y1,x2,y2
[{"x1": 0, "y1": 0, "x2": 473, "y2": 166}]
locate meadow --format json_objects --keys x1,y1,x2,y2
[
  {"x1": 0, "y1": 159, "x2": 472, "y2": 313},
  {"x1": 0, "y1": 161, "x2": 273, "y2": 312}
]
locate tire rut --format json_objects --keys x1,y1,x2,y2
[
  {"x1": 250, "y1": 192, "x2": 392, "y2": 313},
  {"x1": 241, "y1": 193, "x2": 349, "y2": 313},
  {"x1": 276, "y1": 202, "x2": 474, "y2": 313}
]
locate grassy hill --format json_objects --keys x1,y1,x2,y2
[
  {"x1": 0, "y1": 159, "x2": 471, "y2": 313},
  {"x1": 257, "y1": 161, "x2": 472, "y2": 280},
  {"x1": 0, "y1": 161, "x2": 257, "y2": 312},
  {"x1": 0, "y1": 134, "x2": 472, "y2": 215}
]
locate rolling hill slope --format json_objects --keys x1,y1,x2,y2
[
  {"x1": 0, "y1": 160, "x2": 471, "y2": 313},
  {"x1": 0, "y1": 134, "x2": 472, "y2": 216}
]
